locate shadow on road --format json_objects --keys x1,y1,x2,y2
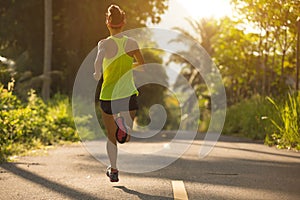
[
  {"x1": 211, "y1": 144, "x2": 300, "y2": 159},
  {"x1": 1, "y1": 163, "x2": 100, "y2": 200},
  {"x1": 129, "y1": 153, "x2": 300, "y2": 198},
  {"x1": 113, "y1": 186, "x2": 173, "y2": 200}
]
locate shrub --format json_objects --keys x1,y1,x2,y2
[
  {"x1": 45, "y1": 94, "x2": 79, "y2": 143},
  {"x1": 0, "y1": 85, "x2": 79, "y2": 162},
  {"x1": 222, "y1": 95, "x2": 275, "y2": 140},
  {"x1": 72, "y1": 97, "x2": 102, "y2": 141},
  {"x1": 223, "y1": 93, "x2": 300, "y2": 150}
]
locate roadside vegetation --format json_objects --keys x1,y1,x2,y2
[
  {"x1": 171, "y1": 0, "x2": 300, "y2": 150},
  {"x1": 0, "y1": 84, "x2": 79, "y2": 162},
  {"x1": 223, "y1": 93, "x2": 300, "y2": 150}
]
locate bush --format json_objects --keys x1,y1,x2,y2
[
  {"x1": 45, "y1": 94, "x2": 79, "y2": 144},
  {"x1": 72, "y1": 97, "x2": 103, "y2": 141},
  {"x1": 222, "y1": 95, "x2": 275, "y2": 140},
  {"x1": 0, "y1": 85, "x2": 79, "y2": 162},
  {"x1": 223, "y1": 93, "x2": 300, "y2": 150}
]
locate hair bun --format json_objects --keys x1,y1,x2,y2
[
  {"x1": 107, "y1": 4, "x2": 125, "y2": 26},
  {"x1": 109, "y1": 5, "x2": 120, "y2": 15}
]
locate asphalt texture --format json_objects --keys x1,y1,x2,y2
[{"x1": 0, "y1": 132, "x2": 299, "y2": 200}]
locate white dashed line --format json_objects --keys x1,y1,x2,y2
[{"x1": 172, "y1": 180, "x2": 189, "y2": 200}]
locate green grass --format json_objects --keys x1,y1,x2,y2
[{"x1": 265, "y1": 93, "x2": 300, "y2": 150}]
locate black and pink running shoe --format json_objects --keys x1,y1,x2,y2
[
  {"x1": 115, "y1": 116, "x2": 128, "y2": 144},
  {"x1": 106, "y1": 166, "x2": 119, "y2": 182}
]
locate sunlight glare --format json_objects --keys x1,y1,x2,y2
[{"x1": 176, "y1": 0, "x2": 232, "y2": 19}]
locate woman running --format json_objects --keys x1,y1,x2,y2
[{"x1": 93, "y1": 4, "x2": 144, "y2": 182}]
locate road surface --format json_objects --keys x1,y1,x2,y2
[{"x1": 1, "y1": 132, "x2": 300, "y2": 200}]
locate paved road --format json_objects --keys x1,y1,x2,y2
[{"x1": 1, "y1": 132, "x2": 300, "y2": 200}]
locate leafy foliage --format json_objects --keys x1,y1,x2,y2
[
  {"x1": 0, "y1": 0, "x2": 169, "y2": 96},
  {"x1": 172, "y1": 0, "x2": 299, "y2": 106},
  {"x1": 0, "y1": 84, "x2": 79, "y2": 162},
  {"x1": 229, "y1": 0, "x2": 300, "y2": 96},
  {"x1": 222, "y1": 95, "x2": 275, "y2": 140},
  {"x1": 223, "y1": 93, "x2": 300, "y2": 150}
]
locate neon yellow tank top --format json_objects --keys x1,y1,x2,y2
[{"x1": 100, "y1": 36, "x2": 139, "y2": 100}]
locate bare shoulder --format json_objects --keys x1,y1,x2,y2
[
  {"x1": 127, "y1": 37, "x2": 138, "y2": 45},
  {"x1": 126, "y1": 37, "x2": 139, "y2": 51},
  {"x1": 97, "y1": 39, "x2": 107, "y2": 51},
  {"x1": 98, "y1": 38, "x2": 117, "y2": 52}
]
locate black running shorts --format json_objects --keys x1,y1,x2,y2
[{"x1": 100, "y1": 94, "x2": 138, "y2": 115}]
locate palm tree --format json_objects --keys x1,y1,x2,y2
[
  {"x1": 173, "y1": 18, "x2": 219, "y2": 55},
  {"x1": 170, "y1": 18, "x2": 223, "y2": 131},
  {"x1": 171, "y1": 17, "x2": 219, "y2": 94}
]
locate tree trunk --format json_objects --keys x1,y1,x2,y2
[
  {"x1": 262, "y1": 31, "x2": 269, "y2": 95},
  {"x1": 42, "y1": 0, "x2": 52, "y2": 101},
  {"x1": 281, "y1": 49, "x2": 286, "y2": 81},
  {"x1": 296, "y1": 19, "x2": 300, "y2": 91}
]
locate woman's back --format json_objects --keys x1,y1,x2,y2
[{"x1": 100, "y1": 35, "x2": 138, "y2": 100}]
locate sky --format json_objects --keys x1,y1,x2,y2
[
  {"x1": 148, "y1": 0, "x2": 234, "y2": 86},
  {"x1": 155, "y1": 0, "x2": 233, "y2": 29},
  {"x1": 176, "y1": 0, "x2": 232, "y2": 19}
]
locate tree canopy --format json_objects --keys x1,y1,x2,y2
[
  {"x1": 0, "y1": 0, "x2": 168, "y2": 96},
  {"x1": 171, "y1": 0, "x2": 300, "y2": 105}
]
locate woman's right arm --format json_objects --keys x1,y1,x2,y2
[{"x1": 131, "y1": 40, "x2": 145, "y2": 71}]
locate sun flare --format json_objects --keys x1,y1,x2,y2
[{"x1": 176, "y1": 0, "x2": 233, "y2": 19}]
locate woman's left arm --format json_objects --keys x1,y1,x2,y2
[{"x1": 93, "y1": 40, "x2": 105, "y2": 80}]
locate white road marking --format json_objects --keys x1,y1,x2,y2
[{"x1": 172, "y1": 180, "x2": 189, "y2": 200}]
